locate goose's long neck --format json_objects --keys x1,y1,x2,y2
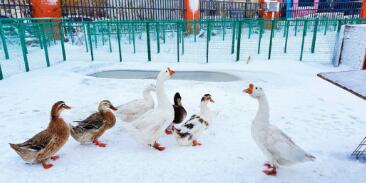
[
  {"x1": 199, "y1": 102, "x2": 209, "y2": 115},
  {"x1": 253, "y1": 95, "x2": 270, "y2": 126},
  {"x1": 156, "y1": 79, "x2": 170, "y2": 108},
  {"x1": 143, "y1": 89, "x2": 153, "y2": 102}
]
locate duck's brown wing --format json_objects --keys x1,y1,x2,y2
[
  {"x1": 18, "y1": 130, "x2": 52, "y2": 151},
  {"x1": 75, "y1": 113, "x2": 104, "y2": 130}
]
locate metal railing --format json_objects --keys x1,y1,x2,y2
[
  {"x1": 0, "y1": 0, "x2": 32, "y2": 18},
  {"x1": 199, "y1": 1, "x2": 260, "y2": 19},
  {"x1": 199, "y1": 0, "x2": 363, "y2": 19},
  {"x1": 1, "y1": 17, "x2": 366, "y2": 80},
  {"x1": 60, "y1": 0, "x2": 184, "y2": 21},
  {"x1": 0, "y1": 0, "x2": 363, "y2": 21}
]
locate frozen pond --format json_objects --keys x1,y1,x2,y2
[{"x1": 90, "y1": 70, "x2": 241, "y2": 82}]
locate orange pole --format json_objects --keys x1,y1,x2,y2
[
  {"x1": 260, "y1": 0, "x2": 280, "y2": 19},
  {"x1": 184, "y1": 0, "x2": 200, "y2": 20},
  {"x1": 184, "y1": 0, "x2": 200, "y2": 33},
  {"x1": 361, "y1": 0, "x2": 366, "y2": 18},
  {"x1": 31, "y1": 0, "x2": 61, "y2": 18}
]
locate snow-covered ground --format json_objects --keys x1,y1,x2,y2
[{"x1": 0, "y1": 56, "x2": 365, "y2": 182}]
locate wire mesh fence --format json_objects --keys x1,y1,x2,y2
[
  {"x1": 351, "y1": 137, "x2": 366, "y2": 160},
  {"x1": 0, "y1": 0, "x2": 363, "y2": 20},
  {"x1": 0, "y1": 0, "x2": 32, "y2": 18},
  {"x1": 1, "y1": 17, "x2": 366, "y2": 79},
  {"x1": 199, "y1": 1, "x2": 363, "y2": 19},
  {"x1": 60, "y1": 0, "x2": 184, "y2": 21}
]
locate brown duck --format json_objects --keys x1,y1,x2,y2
[
  {"x1": 9, "y1": 101, "x2": 71, "y2": 169},
  {"x1": 69, "y1": 100, "x2": 117, "y2": 147}
]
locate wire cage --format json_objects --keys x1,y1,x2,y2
[{"x1": 351, "y1": 137, "x2": 366, "y2": 160}]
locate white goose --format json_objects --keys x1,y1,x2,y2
[
  {"x1": 123, "y1": 68, "x2": 175, "y2": 151},
  {"x1": 116, "y1": 84, "x2": 156, "y2": 122},
  {"x1": 244, "y1": 83, "x2": 315, "y2": 176}
]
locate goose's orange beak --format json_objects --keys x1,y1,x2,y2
[
  {"x1": 167, "y1": 67, "x2": 175, "y2": 76},
  {"x1": 243, "y1": 83, "x2": 254, "y2": 94}
]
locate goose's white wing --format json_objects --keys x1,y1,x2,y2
[
  {"x1": 265, "y1": 125, "x2": 315, "y2": 165},
  {"x1": 124, "y1": 108, "x2": 172, "y2": 144},
  {"x1": 117, "y1": 99, "x2": 153, "y2": 122}
]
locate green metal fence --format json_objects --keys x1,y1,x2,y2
[{"x1": 1, "y1": 18, "x2": 366, "y2": 80}]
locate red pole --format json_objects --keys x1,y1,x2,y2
[
  {"x1": 362, "y1": 51, "x2": 366, "y2": 70},
  {"x1": 31, "y1": 0, "x2": 61, "y2": 18},
  {"x1": 361, "y1": 0, "x2": 366, "y2": 18}
]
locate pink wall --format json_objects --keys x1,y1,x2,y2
[{"x1": 292, "y1": 0, "x2": 319, "y2": 18}]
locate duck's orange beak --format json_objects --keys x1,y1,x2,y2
[
  {"x1": 167, "y1": 67, "x2": 175, "y2": 76},
  {"x1": 209, "y1": 98, "x2": 215, "y2": 103},
  {"x1": 243, "y1": 83, "x2": 254, "y2": 94}
]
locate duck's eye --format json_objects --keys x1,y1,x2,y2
[{"x1": 255, "y1": 87, "x2": 258, "y2": 89}]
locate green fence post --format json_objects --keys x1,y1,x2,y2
[
  {"x1": 156, "y1": 22, "x2": 160, "y2": 53},
  {"x1": 87, "y1": 23, "x2": 94, "y2": 61},
  {"x1": 300, "y1": 20, "x2": 308, "y2": 61},
  {"x1": 236, "y1": 21, "x2": 242, "y2": 62},
  {"x1": 19, "y1": 23, "x2": 29, "y2": 72},
  {"x1": 163, "y1": 23, "x2": 166, "y2": 44},
  {"x1": 132, "y1": 23, "x2": 136, "y2": 53},
  {"x1": 311, "y1": 18, "x2": 319, "y2": 53},
  {"x1": 337, "y1": 20, "x2": 342, "y2": 32},
  {"x1": 284, "y1": 20, "x2": 290, "y2": 53},
  {"x1": 21, "y1": 24, "x2": 28, "y2": 54},
  {"x1": 222, "y1": 21, "x2": 226, "y2": 41},
  {"x1": 117, "y1": 22, "x2": 122, "y2": 62},
  {"x1": 68, "y1": 23, "x2": 75, "y2": 45},
  {"x1": 324, "y1": 19, "x2": 328, "y2": 35},
  {"x1": 94, "y1": 24, "x2": 98, "y2": 48},
  {"x1": 37, "y1": 24, "x2": 43, "y2": 49},
  {"x1": 176, "y1": 22, "x2": 180, "y2": 62},
  {"x1": 294, "y1": 20, "x2": 298, "y2": 36},
  {"x1": 248, "y1": 20, "x2": 252, "y2": 39},
  {"x1": 231, "y1": 21, "x2": 236, "y2": 54},
  {"x1": 83, "y1": 24, "x2": 88, "y2": 52},
  {"x1": 107, "y1": 22, "x2": 112, "y2": 53},
  {"x1": 40, "y1": 23, "x2": 50, "y2": 67},
  {"x1": 0, "y1": 63, "x2": 3, "y2": 80},
  {"x1": 206, "y1": 21, "x2": 211, "y2": 63},
  {"x1": 268, "y1": 19, "x2": 275, "y2": 60},
  {"x1": 194, "y1": 19, "x2": 197, "y2": 42},
  {"x1": 128, "y1": 23, "x2": 132, "y2": 44},
  {"x1": 146, "y1": 22, "x2": 151, "y2": 62},
  {"x1": 258, "y1": 19, "x2": 263, "y2": 54},
  {"x1": 58, "y1": 22, "x2": 66, "y2": 61},
  {"x1": 49, "y1": 20, "x2": 56, "y2": 45},
  {"x1": 0, "y1": 22, "x2": 9, "y2": 60},
  {"x1": 181, "y1": 22, "x2": 184, "y2": 55},
  {"x1": 101, "y1": 23, "x2": 105, "y2": 46}
]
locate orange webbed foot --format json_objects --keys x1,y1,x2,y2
[
  {"x1": 262, "y1": 167, "x2": 277, "y2": 176},
  {"x1": 151, "y1": 142, "x2": 166, "y2": 151},
  {"x1": 93, "y1": 139, "x2": 107, "y2": 148},
  {"x1": 192, "y1": 140, "x2": 202, "y2": 146},
  {"x1": 165, "y1": 129, "x2": 173, "y2": 135},
  {"x1": 41, "y1": 161, "x2": 54, "y2": 169}
]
